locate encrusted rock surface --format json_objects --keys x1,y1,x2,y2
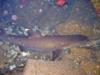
[
  {"x1": 55, "y1": 20, "x2": 100, "y2": 40},
  {"x1": 23, "y1": 59, "x2": 86, "y2": 75}
]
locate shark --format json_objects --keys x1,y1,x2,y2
[{"x1": 0, "y1": 28, "x2": 90, "y2": 62}]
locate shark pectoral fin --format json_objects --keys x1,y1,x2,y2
[
  {"x1": 53, "y1": 47, "x2": 71, "y2": 61},
  {"x1": 52, "y1": 48, "x2": 63, "y2": 61}
]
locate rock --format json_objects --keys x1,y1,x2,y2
[
  {"x1": 23, "y1": 59, "x2": 86, "y2": 75},
  {"x1": 80, "y1": 59, "x2": 100, "y2": 75},
  {"x1": 65, "y1": 47, "x2": 92, "y2": 60},
  {"x1": 61, "y1": 47, "x2": 100, "y2": 75},
  {"x1": 0, "y1": 48, "x2": 8, "y2": 68},
  {"x1": 55, "y1": 21, "x2": 100, "y2": 40},
  {"x1": 95, "y1": 50, "x2": 100, "y2": 63},
  {"x1": 91, "y1": 0, "x2": 100, "y2": 16}
]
